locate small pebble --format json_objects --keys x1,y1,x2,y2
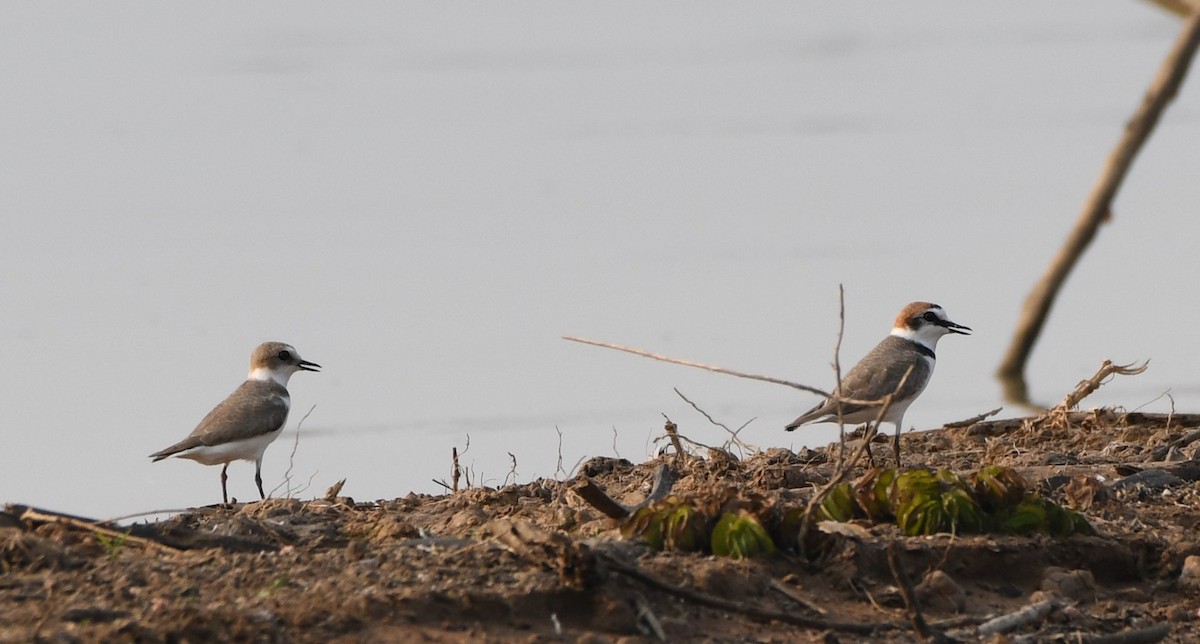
[
  {"x1": 916, "y1": 570, "x2": 966, "y2": 613},
  {"x1": 1178, "y1": 555, "x2": 1200, "y2": 590},
  {"x1": 1041, "y1": 567, "x2": 1096, "y2": 604}
]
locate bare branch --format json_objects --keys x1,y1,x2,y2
[
  {"x1": 563, "y1": 335, "x2": 829, "y2": 397},
  {"x1": 997, "y1": 9, "x2": 1200, "y2": 402},
  {"x1": 833, "y1": 284, "x2": 849, "y2": 466}
]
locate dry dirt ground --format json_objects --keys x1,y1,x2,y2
[{"x1": 4, "y1": 407, "x2": 1200, "y2": 643}]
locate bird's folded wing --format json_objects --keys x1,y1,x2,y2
[
  {"x1": 149, "y1": 381, "x2": 290, "y2": 460},
  {"x1": 836, "y1": 353, "x2": 932, "y2": 410}
]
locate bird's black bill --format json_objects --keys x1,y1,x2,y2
[
  {"x1": 299, "y1": 360, "x2": 322, "y2": 372},
  {"x1": 943, "y1": 321, "x2": 971, "y2": 335}
]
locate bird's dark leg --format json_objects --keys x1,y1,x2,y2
[
  {"x1": 220, "y1": 464, "x2": 230, "y2": 505},
  {"x1": 892, "y1": 423, "x2": 903, "y2": 469},
  {"x1": 255, "y1": 458, "x2": 265, "y2": 500}
]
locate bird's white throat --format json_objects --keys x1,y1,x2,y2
[
  {"x1": 248, "y1": 367, "x2": 295, "y2": 387},
  {"x1": 890, "y1": 326, "x2": 941, "y2": 354}
]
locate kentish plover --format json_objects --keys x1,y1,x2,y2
[
  {"x1": 150, "y1": 342, "x2": 320, "y2": 504},
  {"x1": 785, "y1": 302, "x2": 969, "y2": 463}
]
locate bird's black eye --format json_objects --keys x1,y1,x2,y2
[
  {"x1": 277, "y1": 350, "x2": 292, "y2": 361},
  {"x1": 922, "y1": 312, "x2": 938, "y2": 322}
]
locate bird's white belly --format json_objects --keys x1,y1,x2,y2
[{"x1": 173, "y1": 429, "x2": 283, "y2": 465}]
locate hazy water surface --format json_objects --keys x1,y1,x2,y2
[{"x1": 2, "y1": 2, "x2": 1198, "y2": 518}]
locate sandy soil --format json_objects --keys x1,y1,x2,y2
[{"x1": 4, "y1": 407, "x2": 1200, "y2": 643}]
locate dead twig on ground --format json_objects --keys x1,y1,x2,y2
[
  {"x1": 434, "y1": 446, "x2": 464, "y2": 493},
  {"x1": 571, "y1": 463, "x2": 677, "y2": 520},
  {"x1": 504, "y1": 452, "x2": 519, "y2": 487},
  {"x1": 661, "y1": 417, "x2": 686, "y2": 457},
  {"x1": 974, "y1": 598, "x2": 1057, "y2": 637},
  {"x1": 1051, "y1": 360, "x2": 1150, "y2": 413},
  {"x1": 453, "y1": 447, "x2": 461, "y2": 492},
  {"x1": 17, "y1": 507, "x2": 179, "y2": 555},
  {"x1": 673, "y1": 388, "x2": 758, "y2": 457},
  {"x1": 652, "y1": 427, "x2": 721, "y2": 455},
  {"x1": 563, "y1": 335, "x2": 829, "y2": 397},
  {"x1": 323, "y1": 479, "x2": 345, "y2": 501},
  {"x1": 599, "y1": 552, "x2": 898, "y2": 636},
  {"x1": 632, "y1": 592, "x2": 667, "y2": 641},
  {"x1": 942, "y1": 407, "x2": 1003, "y2": 428},
  {"x1": 572, "y1": 479, "x2": 630, "y2": 519},
  {"x1": 996, "y1": 9, "x2": 1200, "y2": 404},
  {"x1": 769, "y1": 578, "x2": 828, "y2": 615},
  {"x1": 555, "y1": 426, "x2": 567, "y2": 479},
  {"x1": 1083, "y1": 623, "x2": 1171, "y2": 644},
  {"x1": 888, "y1": 543, "x2": 943, "y2": 642}
]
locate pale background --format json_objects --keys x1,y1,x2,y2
[{"x1": 2, "y1": 2, "x2": 1198, "y2": 519}]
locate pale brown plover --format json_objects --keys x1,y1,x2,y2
[
  {"x1": 785, "y1": 302, "x2": 969, "y2": 463},
  {"x1": 150, "y1": 342, "x2": 320, "y2": 504}
]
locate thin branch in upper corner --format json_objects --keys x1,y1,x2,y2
[
  {"x1": 612, "y1": 426, "x2": 621, "y2": 459},
  {"x1": 562, "y1": 335, "x2": 829, "y2": 398},
  {"x1": 996, "y1": 10, "x2": 1200, "y2": 405}
]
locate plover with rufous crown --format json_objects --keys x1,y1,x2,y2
[
  {"x1": 785, "y1": 302, "x2": 970, "y2": 465},
  {"x1": 150, "y1": 342, "x2": 320, "y2": 504}
]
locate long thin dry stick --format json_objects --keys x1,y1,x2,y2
[
  {"x1": 941, "y1": 407, "x2": 1003, "y2": 429},
  {"x1": 562, "y1": 336, "x2": 829, "y2": 398},
  {"x1": 996, "y1": 9, "x2": 1200, "y2": 404},
  {"x1": 833, "y1": 285, "x2": 849, "y2": 467},
  {"x1": 888, "y1": 543, "x2": 939, "y2": 642},
  {"x1": 975, "y1": 599, "x2": 1056, "y2": 637},
  {"x1": 19, "y1": 508, "x2": 180, "y2": 554}
]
